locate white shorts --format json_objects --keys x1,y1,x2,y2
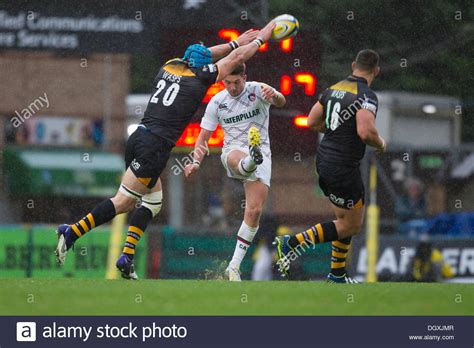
[{"x1": 221, "y1": 146, "x2": 272, "y2": 187}]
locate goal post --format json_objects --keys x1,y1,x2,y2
[
  {"x1": 105, "y1": 213, "x2": 128, "y2": 279},
  {"x1": 366, "y1": 159, "x2": 379, "y2": 283}
]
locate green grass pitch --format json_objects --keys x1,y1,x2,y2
[{"x1": 0, "y1": 279, "x2": 472, "y2": 316}]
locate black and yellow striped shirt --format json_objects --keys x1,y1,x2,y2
[{"x1": 141, "y1": 58, "x2": 219, "y2": 144}]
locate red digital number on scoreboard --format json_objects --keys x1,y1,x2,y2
[
  {"x1": 201, "y1": 28, "x2": 317, "y2": 103},
  {"x1": 176, "y1": 123, "x2": 224, "y2": 147},
  {"x1": 280, "y1": 73, "x2": 316, "y2": 96}
]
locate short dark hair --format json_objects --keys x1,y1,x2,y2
[
  {"x1": 230, "y1": 63, "x2": 246, "y2": 76},
  {"x1": 354, "y1": 49, "x2": 379, "y2": 71}
]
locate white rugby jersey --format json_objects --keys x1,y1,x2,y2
[{"x1": 201, "y1": 81, "x2": 272, "y2": 156}]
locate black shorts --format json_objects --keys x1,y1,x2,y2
[
  {"x1": 316, "y1": 157, "x2": 365, "y2": 209},
  {"x1": 124, "y1": 126, "x2": 174, "y2": 189}
]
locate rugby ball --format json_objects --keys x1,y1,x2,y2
[{"x1": 271, "y1": 14, "x2": 300, "y2": 41}]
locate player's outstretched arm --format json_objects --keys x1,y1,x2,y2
[
  {"x1": 260, "y1": 83, "x2": 286, "y2": 107},
  {"x1": 356, "y1": 109, "x2": 386, "y2": 152},
  {"x1": 209, "y1": 30, "x2": 259, "y2": 62},
  {"x1": 216, "y1": 20, "x2": 275, "y2": 82},
  {"x1": 307, "y1": 101, "x2": 326, "y2": 132},
  {"x1": 184, "y1": 128, "x2": 212, "y2": 178}
]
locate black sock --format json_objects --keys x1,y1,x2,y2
[
  {"x1": 67, "y1": 199, "x2": 116, "y2": 246},
  {"x1": 288, "y1": 221, "x2": 339, "y2": 248},
  {"x1": 91, "y1": 199, "x2": 117, "y2": 225},
  {"x1": 122, "y1": 206, "x2": 153, "y2": 259}
]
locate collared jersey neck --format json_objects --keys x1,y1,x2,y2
[{"x1": 348, "y1": 74, "x2": 368, "y2": 84}]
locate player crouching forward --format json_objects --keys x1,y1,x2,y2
[{"x1": 185, "y1": 63, "x2": 285, "y2": 281}]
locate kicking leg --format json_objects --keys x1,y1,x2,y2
[
  {"x1": 227, "y1": 126, "x2": 263, "y2": 177},
  {"x1": 226, "y1": 180, "x2": 268, "y2": 281}
]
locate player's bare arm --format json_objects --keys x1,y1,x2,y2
[
  {"x1": 356, "y1": 109, "x2": 386, "y2": 152},
  {"x1": 209, "y1": 29, "x2": 259, "y2": 62},
  {"x1": 216, "y1": 21, "x2": 275, "y2": 81},
  {"x1": 307, "y1": 101, "x2": 325, "y2": 132},
  {"x1": 260, "y1": 83, "x2": 286, "y2": 107},
  {"x1": 184, "y1": 128, "x2": 212, "y2": 177}
]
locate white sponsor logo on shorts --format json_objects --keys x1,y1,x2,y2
[
  {"x1": 329, "y1": 194, "x2": 345, "y2": 206},
  {"x1": 131, "y1": 159, "x2": 141, "y2": 171}
]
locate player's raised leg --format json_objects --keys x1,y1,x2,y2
[
  {"x1": 116, "y1": 178, "x2": 163, "y2": 280},
  {"x1": 55, "y1": 168, "x2": 145, "y2": 266},
  {"x1": 247, "y1": 126, "x2": 264, "y2": 166},
  {"x1": 226, "y1": 127, "x2": 263, "y2": 178},
  {"x1": 226, "y1": 180, "x2": 269, "y2": 281}
]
